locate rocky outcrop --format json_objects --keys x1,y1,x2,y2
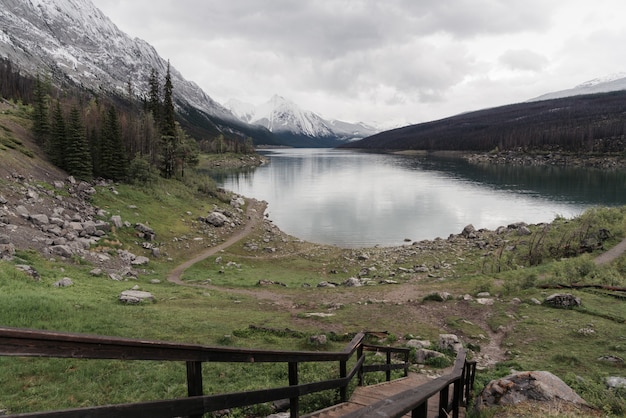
[{"x1": 544, "y1": 293, "x2": 582, "y2": 308}]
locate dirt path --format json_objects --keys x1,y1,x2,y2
[
  {"x1": 167, "y1": 198, "x2": 267, "y2": 285},
  {"x1": 593, "y1": 236, "x2": 626, "y2": 265}
]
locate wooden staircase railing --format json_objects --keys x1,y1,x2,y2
[{"x1": 0, "y1": 326, "x2": 475, "y2": 418}]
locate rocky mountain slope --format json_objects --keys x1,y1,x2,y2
[{"x1": 227, "y1": 95, "x2": 378, "y2": 141}]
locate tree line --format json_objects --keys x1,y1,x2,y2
[{"x1": 0, "y1": 58, "x2": 254, "y2": 183}]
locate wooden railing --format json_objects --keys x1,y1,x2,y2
[
  {"x1": 0, "y1": 326, "x2": 429, "y2": 418},
  {"x1": 343, "y1": 350, "x2": 477, "y2": 418}
]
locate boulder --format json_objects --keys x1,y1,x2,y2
[
  {"x1": 462, "y1": 224, "x2": 476, "y2": 238},
  {"x1": 544, "y1": 293, "x2": 581, "y2": 308},
  {"x1": 309, "y1": 335, "x2": 327, "y2": 346},
  {"x1": 119, "y1": 290, "x2": 155, "y2": 304},
  {"x1": 53, "y1": 278, "x2": 74, "y2": 287},
  {"x1": 439, "y1": 334, "x2": 463, "y2": 353},
  {"x1": 406, "y1": 339, "x2": 431, "y2": 349},
  {"x1": 110, "y1": 215, "x2": 123, "y2": 228},
  {"x1": 135, "y1": 223, "x2": 156, "y2": 240},
  {"x1": 30, "y1": 214, "x2": 49, "y2": 226},
  {"x1": 606, "y1": 376, "x2": 626, "y2": 389},
  {"x1": 476, "y1": 371, "x2": 587, "y2": 408},
  {"x1": 415, "y1": 348, "x2": 445, "y2": 364},
  {"x1": 205, "y1": 212, "x2": 230, "y2": 227}
]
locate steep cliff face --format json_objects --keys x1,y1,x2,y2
[{"x1": 0, "y1": 0, "x2": 235, "y2": 121}]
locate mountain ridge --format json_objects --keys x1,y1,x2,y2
[{"x1": 226, "y1": 95, "x2": 378, "y2": 141}]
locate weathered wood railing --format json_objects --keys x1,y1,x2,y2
[
  {"x1": 0, "y1": 326, "x2": 425, "y2": 418},
  {"x1": 343, "y1": 349, "x2": 477, "y2": 418}
]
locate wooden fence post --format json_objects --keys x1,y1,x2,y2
[
  {"x1": 186, "y1": 361, "x2": 203, "y2": 418},
  {"x1": 386, "y1": 351, "x2": 391, "y2": 381},
  {"x1": 289, "y1": 362, "x2": 299, "y2": 418},
  {"x1": 340, "y1": 360, "x2": 347, "y2": 402}
]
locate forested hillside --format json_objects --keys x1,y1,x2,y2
[
  {"x1": 341, "y1": 91, "x2": 626, "y2": 153},
  {"x1": 0, "y1": 59, "x2": 254, "y2": 183}
]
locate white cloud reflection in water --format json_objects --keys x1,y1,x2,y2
[{"x1": 216, "y1": 149, "x2": 618, "y2": 248}]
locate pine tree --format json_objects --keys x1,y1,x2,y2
[
  {"x1": 159, "y1": 61, "x2": 177, "y2": 178},
  {"x1": 47, "y1": 101, "x2": 66, "y2": 169},
  {"x1": 148, "y1": 68, "x2": 161, "y2": 124},
  {"x1": 65, "y1": 107, "x2": 92, "y2": 180},
  {"x1": 32, "y1": 74, "x2": 50, "y2": 144},
  {"x1": 100, "y1": 106, "x2": 127, "y2": 180}
]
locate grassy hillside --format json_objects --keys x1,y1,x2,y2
[{"x1": 0, "y1": 100, "x2": 625, "y2": 417}]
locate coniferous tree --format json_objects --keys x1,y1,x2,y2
[
  {"x1": 65, "y1": 107, "x2": 92, "y2": 180},
  {"x1": 159, "y1": 61, "x2": 177, "y2": 178},
  {"x1": 32, "y1": 75, "x2": 50, "y2": 144},
  {"x1": 48, "y1": 101, "x2": 66, "y2": 169},
  {"x1": 100, "y1": 106, "x2": 127, "y2": 180},
  {"x1": 147, "y1": 68, "x2": 161, "y2": 124}
]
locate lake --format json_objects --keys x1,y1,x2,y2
[{"x1": 211, "y1": 149, "x2": 626, "y2": 248}]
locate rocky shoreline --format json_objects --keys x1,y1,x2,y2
[{"x1": 465, "y1": 150, "x2": 626, "y2": 170}]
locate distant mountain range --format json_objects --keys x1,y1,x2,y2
[
  {"x1": 529, "y1": 73, "x2": 626, "y2": 102},
  {"x1": 226, "y1": 95, "x2": 377, "y2": 141},
  {"x1": 0, "y1": 0, "x2": 375, "y2": 147}
]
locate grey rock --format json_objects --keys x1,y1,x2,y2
[
  {"x1": 406, "y1": 339, "x2": 431, "y2": 349},
  {"x1": 50, "y1": 245, "x2": 73, "y2": 258},
  {"x1": 0, "y1": 243, "x2": 15, "y2": 260},
  {"x1": 53, "y1": 277, "x2": 74, "y2": 287},
  {"x1": 415, "y1": 348, "x2": 445, "y2": 364},
  {"x1": 30, "y1": 214, "x2": 49, "y2": 226},
  {"x1": 205, "y1": 212, "x2": 229, "y2": 227},
  {"x1": 476, "y1": 371, "x2": 587, "y2": 408},
  {"x1": 309, "y1": 335, "x2": 327, "y2": 346},
  {"x1": 119, "y1": 290, "x2": 155, "y2": 304},
  {"x1": 439, "y1": 334, "x2": 463, "y2": 353},
  {"x1": 343, "y1": 277, "x2": 362, "y2": 287},
  {"x1": 131, "y1": 256, "x2": 150, "y2": 266},
  {"x1": 544, "y1": 293, "x2": 582, "y2": 308},
  {"x1": 606, "y1": 376, "x2": 626, "y2": 389},
  {"x1": 110, "y1": 215, "x2": 123, "y2": 228}
]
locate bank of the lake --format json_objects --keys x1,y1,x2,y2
[{"x1": 211, "y1": 148, "x2": 626, "y2": 248}]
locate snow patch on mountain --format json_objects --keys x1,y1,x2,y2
[
  {"x1": 0, "y1": 0, "x2": 235, "y2": 121},
  {"x1": 529, "y1": 72, "x2": 626, "y2": 102},
  {"x1": 227, "y1": 95, "x2": 378, "y2": 140}
]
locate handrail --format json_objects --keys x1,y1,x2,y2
[
  {"x1": 0, "y1": 326, "x2": 425, "y2": 418},
  {"x1": 342, "y1": 350, "x2": 477, "y2": 418}
]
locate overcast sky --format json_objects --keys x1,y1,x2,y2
[{"x1": 91, "y1": 0, "x2": 626, "y2": 127}]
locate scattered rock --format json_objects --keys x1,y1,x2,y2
[
  {"x1": 309, "y1": 335, "x2": 327, "y2": 346},
  {"x1": 415, "y1": 348, "x2": 445, "y2": 364},
  {"x1": 15, "y1": 264, "x2": 40, "y2": 280},
  {"x1": 606, "y1": 376, "x2": 626, "y2": 389},
  {"x1": 205, "y1": 212, "x2": 230, "y2": 227},
  {"x1": 439, "y1": 334, "x2": 463, "y2": 354},
  {"x1": 53, "y1": 277, "x2": 74, "y2": 287},
  {"x1": 406, "y1": 339, "x2": 431, "y2": 349},
  {"x1": 544, "y1": 293, "x2": 582, "y2": 308},
  {"x1": 119, "y1": 290, "x2": 155, "y2": 304}
]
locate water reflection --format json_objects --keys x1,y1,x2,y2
[{"x1": 209, "y1": 149, "x2": 626, "y2": 247}]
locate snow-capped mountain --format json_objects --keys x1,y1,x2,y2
[
  {"x1": 0, "y1": 0, "x2": 235, "y2": 121},
  {"x1": 529, "y1": 73, "x2": 626, "y2": 102},
  {"x1": 226, "y1": 95, "x2": 378, "y2": 141}
]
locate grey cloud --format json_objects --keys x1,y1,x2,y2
[{"x1": 499, "y1": 49, "x2": 549, "y2": 72}]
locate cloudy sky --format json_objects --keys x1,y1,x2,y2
[{"x1": 91, "y1": 0, "x2": 626, "y2": 127}]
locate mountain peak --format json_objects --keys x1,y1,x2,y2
[{"x1": 226, "y1": 95, "x2": 378, "y2": 141}]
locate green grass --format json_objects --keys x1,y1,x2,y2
[{"x1": 2, "y1": 167, "x2": 626, "y2": 415}]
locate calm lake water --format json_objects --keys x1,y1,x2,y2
[{"x1": 210, "y1": 149, "x2": 626, "y2": 248}]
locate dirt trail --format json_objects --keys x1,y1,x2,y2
[
  {"x1": 593, "y1": 236, "x2": 626, "y2": 265},
  {"x1": 167, "y1": 198, "x2": 267, "y2": 285}
]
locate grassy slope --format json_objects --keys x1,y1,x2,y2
[{"x1": 0, "y1": 101, "x2": 624, "y2": 417}]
